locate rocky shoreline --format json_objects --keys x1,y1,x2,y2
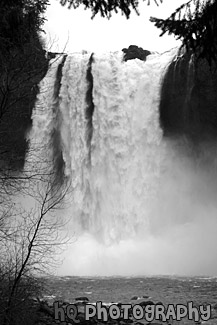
[{"x1": 34, "y1": 295, "x2": 217, "y2": 325}]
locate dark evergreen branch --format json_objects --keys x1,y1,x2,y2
[
  {"x1": 150, "y1": 0, "x2": 217, "y2": 64},
  {"x1": 59, "y1": 0, "x2": 163, "y2": 18}
]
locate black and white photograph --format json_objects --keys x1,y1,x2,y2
[{"x1": 0, "y1": 1, "x2": 217, "y2": 324}]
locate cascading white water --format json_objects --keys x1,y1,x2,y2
[
  {"x1": 29, "y1": 56, "x2": 64, "y2": 164},
  {"x1": 29, "y1": 48, "x2": 217, "y2": 276},
  {"x1": 58, "y1": 50, "x2": 177, "y2": 244}
]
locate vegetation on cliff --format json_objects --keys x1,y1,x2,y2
[
  {"x1": 0, "y1": 0, "x2": 49, "y2": 169},
  {"x1": 150, "y1": 0, "x2": 217, "y2": 65},
  {"x1": 0, "y1": 2, "x2": 61, "y2": 325}
]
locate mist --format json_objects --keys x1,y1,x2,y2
[{"x1": 57, "y1": 137, "x2": 217, "y2": 277}]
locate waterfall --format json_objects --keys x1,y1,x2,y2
[
  {"x1": 29, "y1": 48, "x2": 217, "y2": 276},
  {"x1": 49, "y1": 50, "x2": 176, "y2": 243}
]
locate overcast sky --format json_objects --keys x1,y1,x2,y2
[{"x1": 43, "y1": 0, "x2": 188, "y2": 54}]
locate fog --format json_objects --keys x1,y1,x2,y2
[{"x1": 57, "y1": 138, "x2": 217, "y2": 276}]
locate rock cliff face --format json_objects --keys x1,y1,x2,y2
[
  {"x1": 3, "y1": 44, "x2": 217, "y2": 171},
  {"x1": 159, "y1": 47, "x2": 217, "y2": 142},
  {"x1": 122, "y1": 45, "x2": 151, "y2": 62},
  {"x1": 0, "y1": 44, "x2": 48, "y2": 169}
]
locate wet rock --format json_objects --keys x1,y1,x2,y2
[
  {"x1": 155, "y1": 301, "x2": 164, "y2": 306},
  {"x1": 131, "y1": 296, "x2": 138, "y2": 300},
  {"x1": 77, "y1": 312, "x2": 86, "y2": 322},
  {"x1": 75, "y1": 296, "x2": 89, "y2": 302},
  {"x1": 138, "y1": 300, "x2": 155, "y2": 307},
  {"x1": 122, "y1": 45, "x2": 151, "y2": 62},
  {"x1": 121, "y1": 318, "x2": 134, "y2": 323},
  {"x1": 159, "y1": 47, "x2": 217, "y2": 140}
]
